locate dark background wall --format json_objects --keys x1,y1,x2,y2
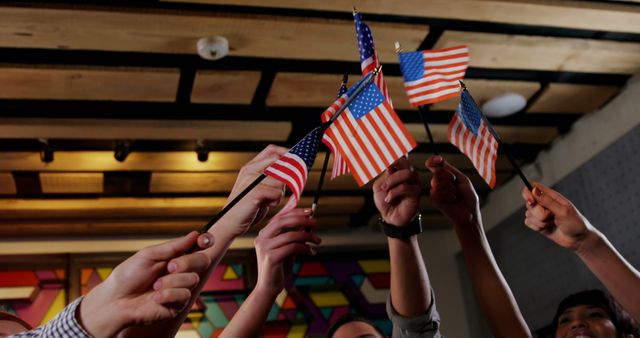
[{"x1": 458, "y1": 124, "x2": 640, "y2": 337}]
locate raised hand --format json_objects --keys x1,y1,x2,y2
[
  {"x1": 372, "y1": 157, "x2": 421, "y2": 226},
  {"x1": 425, "y1": 155, "x2": 480, "y2": 226},
  {"x1": 522, "y1": 183, "x2": 596, "y2": 252},
  {"x1": 254, "y1": 208, "x2": 320, "y2": 294},
  {"x1": 79, "y1": 231, "x2": 214, "y2": 338},
  {"x1": 218, "y1": 145, "x2": 288, "y2": 238}
]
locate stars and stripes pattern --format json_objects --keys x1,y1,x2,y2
[
  {"x1": 448, "y1": 90, "x2": 498, "y2": 188},
  {"x1": 354, "y1": 12, "x2": 392, "y2": 107},
  {"x1": 321, "y1": 80, "x2": 416, "y2": 186},
  {"x1": 398, "y1": 45, "x2": 469, "y2": 107},
  {"x1": 322, "y1": 80, "x2": 351, "y2": 179},
  {"x1": 264, "y1": 127, "x2": 322, "y2": 211}
]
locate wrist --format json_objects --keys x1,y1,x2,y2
[
  {"x1": 575, "y1": 229, "x2": 605, "y2": 257},
  {"x1": 254, "y1": 281, "x2": 282, "y2": 300},
  {"x1": 79, "y1": 284, "x2": 127, "y2": 338}
]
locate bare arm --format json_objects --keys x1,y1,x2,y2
[
  {"x1": 523, "y1": 184, "x2": 640, "y2": 321},
  {"x1": 221, "y1": 208, "x2": 318, "y2": 338},
  {"x1": 427, "y1": 156, "x2": 531, "y2": 338},
  {"x1": 373, "y1": 158, "x2": 431, "y2": 316}
]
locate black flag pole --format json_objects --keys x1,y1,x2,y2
[
  {"x1": 312, "y1": 71, "x2": 349, "y2": 217},
  {"x1": 195, "y1": 70, "x2": 378, "y2": 237},
  {"x1": 395, "y1": 41, "x2": 439, "y2": 155},
  {"x1": 459, "y1": 81, "x2": 533, "y2": 191}
]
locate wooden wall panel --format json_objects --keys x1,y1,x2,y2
[
  {"x1": 430, "y1": 79, "x2": 541, "y2": 111},
  {"x1": 0, "y1": 67, "x2": 179, "y2": 102},
  {"x1": 0, "y1": 119, "x2": 291, "y2": 141},
  {"x1": 39, "y1": 173, "x2": 104, "y2": 194},
  {"x1": 435, "y1": 31, "x2": 640, "y2": 74},
  {"x1": 164, "y1": 0, "x2": 640, "y2": 34},
  {"x1": 191, "y1": 71, "x2": 261, "y2": 104},
  {"x1": 0, "y1": 173, "x2": 16, "y2": 194},
  {"x1": 0, "y1": 7, "x2": 424, "y2": 63},
  {"x1": 528, "y1": 84, "x2": 620, "y2": 113}
]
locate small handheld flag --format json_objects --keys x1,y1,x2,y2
[
  {"x1": 265, "y1": 127, "x2": 322, "y2": 211},
  {"x1": 322, "y1": 80, "x2": 416, "y2": 186},
  {"x1": 321, "y1": 75, "x2": 351, "y2": 179},
  {"x1": 448, "y1": 90, "x2": 499, "y2": 188},
  {"x1": 354, "y1": 10, "x2": 391, "y2": 106},
  {"x1": 399, "y1": 45, "x2": 469, "y2": 106}
]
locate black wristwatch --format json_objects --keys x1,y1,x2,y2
[{"x1": 379, "y1": 214, "x2": 423, "y2": 239}]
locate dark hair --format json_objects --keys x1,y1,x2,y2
[
  {"x1": 0, "y1": 311, "x2": 32, "y2": 330},
  {"x1": 326, "y1": 314, "x2": 385, "y2": 338},
  {"x1": 551, "y1": 289, "x2": 637, "y2": 337}
]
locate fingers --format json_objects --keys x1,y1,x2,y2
[
  {"x1": 259, "y1": 208, "x2": 316, "y2": 239},
  {"x1": 384, "y1": 182, "x2": 421, "y2": 204},
  {"x1": 167, "y1": 251, "x2": 211, "y2": 275},
  {"x1": 267, "y1": 243, "x2": 317, "y2": 264},
  {"x1": 266, "y1": 231, "x2": 321, "y2": 251},
  {"x1": 425, "y1": 155, "x2": 444, "y2": 174},
  {"x1": 530, "y1": 183, "x2": 572, "y2": 217},
  {"x1": 197, "y1": 233, "x2": 215, "y2": 250},
  {"x1": 522, "y1": 186, "x2": 535, "y2": 206},
  {"x1": 141, "y1": 231, "x2": 199, "y2": 261},
  {"x1": 153, "y1": 288, "x2": 191, "y2": 308},
  {"x1": 154, "y1": 272, "x2": 200, "y2": 292},
  {"x1": 237, "y1": 145, "x2": 288, "y2": 181}
]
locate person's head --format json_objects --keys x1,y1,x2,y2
[
  {"x1": 552, "y1": 289, "x2": 637, "y2": 338},
  {"x1": 0, "y1": 312, "x2": 31, "y2": 337},
  {"x1": 326, "y1": 314, "x2": 385, "y2": 338}
]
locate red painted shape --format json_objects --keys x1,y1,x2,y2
[
  {"x1": 0, "y1": 271, "x2": 38, "y2": 287},
  {"x1": 367, "y1": 273, "x2": 390, "y2": 289},
  {"x1": 298, "y1": 262, "x2": 327, "y2": 276}
]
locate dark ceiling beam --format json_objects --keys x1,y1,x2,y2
[{"x1": 6, "y1": 1, "x2": 640, "y2": 42}]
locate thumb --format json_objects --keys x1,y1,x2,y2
[
  {"x1": 142, "y1": 231, "x2": 199, "y2": 261},
  {"x1": 425, "y1": 155, "x2": 444, "y2": 174},
  {"x1": 531, "y1": 184, "x2": 566, "y2": 217}
]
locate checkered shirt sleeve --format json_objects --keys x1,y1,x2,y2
[{"x1": 8, "y1": 297, "x2": 92, "y2": 338}]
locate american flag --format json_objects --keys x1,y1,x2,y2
[
  {"x1": 264, "y1": 127, "x2": 322, "y2": 210},
  {"x1": 321, "y1": 80, "x2": 416, "y2": 186},
  {"x1": 448, "y1": 90, "x2": 498, "y2": 188},
  {"x1": 322, "y1": 80, "x2": 350, "y2": 179},
  {"x1": 398, "y1": 45, "x2": 469, "y2": 107},
  {"x1": 354, "y1": 12, "x2": 392, "y2": 106}
]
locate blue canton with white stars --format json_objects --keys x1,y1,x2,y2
[
  {"x1": 398, "y1": 51, "x2": 424, "y2": 82},
  {"x1": 346, "y1": 82, "x2": 384, "y2": 120},
  {"x1": 337, "y1": 82, "x2": 348, "y2": 98},
  {"x1": 354, "y1": 12, "x2": 374, "y2": 64},
  {"x1": 289, "y1": 127, "x2": 322, "y2": 169},
  {"x1": 457, "y1": 90, "x2": 483, "y2": 136}
]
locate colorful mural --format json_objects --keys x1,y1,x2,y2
[
  {"x1": 0, "y1": 253, "x2": 392, "y2": 337},
  {"x1": 0, "y1": 269, "x2": 67, "y2": 328}
]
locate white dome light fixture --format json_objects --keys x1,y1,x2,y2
[
  {"x1": 197, "y1": 36, "x2": 229, "y2": 61},
  {"x1": 481, "y1": 93, "x2": 527, "y2": 118}
]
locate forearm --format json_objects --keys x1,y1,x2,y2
[
  {"x1": 388, "y1": 236, "x2": 432, "y2": 317},
  {"x1": 453, "y1": 220, "x2": 531, "y2": 338},
  {"x1": 219, "y1": 286, "x2": 279, "y2": 338},
  {"x1": 118, "y1": 224, "x2": 238, "y2": 338},
  {"x1": 577, "y1": 230, "x2": 640, "y2": 321}
]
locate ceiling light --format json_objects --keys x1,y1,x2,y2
[
  {"x1": 481, "y1": 93, "x2": 527, "y2": 118},
  {"x1": 197, "y1": 36, "x2": 229, "y2": 61},
  {"x1": 196, "y1": 140, "x2": 208, "y2": 162},
  {"x1": 114, "y1": 141, "x2": 132, "y2": 162},
  {"x1": 38, "y1": 138, "x2": 53, "y2": 163}
]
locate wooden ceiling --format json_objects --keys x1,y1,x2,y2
[{"x1": 0, "y1": 0, "x2": 637, "y2": 240}]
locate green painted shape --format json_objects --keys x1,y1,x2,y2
[
  {"x1": 351, "y1": 274, "x2": 365, "y2": 287},
  {"x1": 320, "y1": 308, "x2": 333, "y2": 320},
  {"x1": 232, "y1": 264, "x2": 243, "y2": 276},
  {"x1": 267, "y1": 303, "x2": 280, "y2": 321},
  {"x1": 292, "y1": 262, "x2": 301, "y2": 274},
  {"x1": 204, "y1": 299, "x2": 229, "y2": 327},
  {"x1": 197, "y1": 318, "x2": 214, "y2": 338},
  {"x1": 293, "y1": 276, "x2": 331, "y2": 286}
]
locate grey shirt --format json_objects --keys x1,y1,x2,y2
[{"x1": 387, "y1": 293, "x2": 442, "y2": 338}]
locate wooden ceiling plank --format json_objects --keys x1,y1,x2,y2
[
  {"x1": 191, "y1": 70, "x2": 261, "y2": 104},
  {"x1": 436, "y1": 31, "x2": 640, "y2": 74},
  {"x1": 0, "y1": 196, "x2": 363, "y2": 218},
  {"x1": 430, "y1": 79, "x2": 541, "y2": 111},
  {"x1": 0, "y1": 67, "x2": 179, "y2": 102},
  {"x1": 528, "y1": 83, "x2": 621, "y2": 113},
  {"x1": 406, "y1": 123, "x2": 558, "y2": 144},
  {"x1": 0, "y1": 7, "x2": 425, "y2": 63},
  {"x1": 162, "y1": 0, "x2": 640, "y2": 34},
  {"x1": 39, "y1": 173, "x2": 104, "y2": 194},
  {"x1": 0, "y1": 172, "x2": 16, "y2": 194},
  {"x1": 0, "y1": 118, "x2": 291, "y2": 141}
]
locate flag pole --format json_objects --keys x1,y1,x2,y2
[
  {"x1": 395, "y1": 41, "x2": 439, "y2": 155},
  {"x1": 459, "y1": 81, "x2": 533, "y2": 191},
  {"x1": 195, "y1": 71, "x2": 378, "y2": 238},
  {"x1": 312, "y1": 72, "x2": 349, "y2": 217}
]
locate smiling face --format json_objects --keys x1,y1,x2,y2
[{"x1": 555, "y1": 304, "x2": 618, "y2": 338}]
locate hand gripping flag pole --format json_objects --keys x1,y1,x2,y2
[
  {"x1": 395, "y1": 41, "x2": 439, "y2": 155},
  {"x1": 195, "y1": 70, "x2": 378, "y2": 237},
  {"x1": 312, "y1": 71, "x2": 349, "y2": 217},
  {"x1": 459, "y1": 81, "x2": 533, "y2": 191}
]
